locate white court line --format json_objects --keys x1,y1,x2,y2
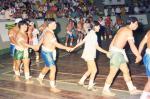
[
  {"x1": 2, "y1": 73, "x2": 130, "y2": 93},
  {"x1": 29, "y1": 68, "x2": 147, "y2": 78},
  {"x1": 2, "y1": 70, "x2": 14, "y2": 75},
  {"x1": 1, "y1": 70, "x2": 133, "y2": 93},
  {"x1": 3, "y1": 68, "x2": 147, "y2": 79}
]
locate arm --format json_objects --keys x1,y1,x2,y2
[
  {"x1": 138, "y1": 35, "x2": 147, "y2": 54},
  {"x1": 54, "y1": 41, "x2": 69, "y2": 50},
  {"x1": 96, "y1": 43, "x2": 108, "y2": 54},
  {"x1": 128, "y1": 35, "x2": 142, "y2": 63},
  {"x1": 8, "y1": 31, "x2": 16, "y2": 44},
  {"x1": 73, "y1": 36, "x2": 86, "y2": 49},
  {"x1": 73, "y1": 40, "x2": 85, "y2": 49},
  {"x1": 128, "y1": 39, "x2": 141, "y2": 57}
]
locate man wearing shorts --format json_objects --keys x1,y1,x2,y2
[
  {"x1": 102, "y1": 17, "x2": 142, "y2": 96},
  {"x1": 65, "y1": 19, "x2": 75, "y2": 47},
  {"x1": 139, "y1": 30, "x2": 150, "y2": 99},
  {"x1": 14, "y1": 20, "x2": 37, "y2": 83},
  {"x1": 8, "y1": 18, "x2": 22, "y2": 72},
  {"x1": 37, "y1": 18, "x2": 71, "y2": 93}
]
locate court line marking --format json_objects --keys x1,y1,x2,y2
[
  {"x1": 2, "y1": 68, "x2": 147, "y2": 79},
  {"x1": 1, "y1": 69, "x2": 143, "y2": 94},
  {"x1": 1, "y1": 73, "x2": 130, "y2": 93},
  {"x1": 29, "y1": 68, "x2": 147, "y2": 77}
]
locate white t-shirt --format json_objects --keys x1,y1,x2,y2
[
  {"x1": 32, "y1": 29, "x2": 39, "y2": 45},
  {"x1": 81, "y1": 30, "x2": 98, "y2": 60}
]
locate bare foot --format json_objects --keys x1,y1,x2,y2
[
  {"x1": 50, "y1": 88, "x2": 61, "y2": 93},
  {"x1": 15, "y1": 76, "x2": 21, "y2": 82},
  {"x1": 130, "y1": 89, "x2": 142, "y2": 95},
  {"x1": 37, "y1": 78, "x2": 44, "y2": 86},
  {"x1": 102, "y1": 90, "x2": 116, "y2": 96},
  {"x1": 26, "y1": 80, "x2": 33, "y2": 84},
  {"x1": 36, "y1": 59, "x2": 39, "y2": 63}
]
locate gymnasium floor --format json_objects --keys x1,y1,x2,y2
[{"x1": 0, "y1": 46, "x2": 146, "y2": 99}]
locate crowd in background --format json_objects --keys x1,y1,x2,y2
[
  {"x1": 0, "y1": 0, "x2": 149, "y2": 45},
  {"x1": 0, "y1": 0, "x2": 150, "y2": 20}
]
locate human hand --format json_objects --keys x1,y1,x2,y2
[
  {"x1": 33, "y1": 45, "x2": 39, "y2": 51},
  {"x1": 135, "y1": 55, "x2": 142, "y2": 63},
  {"x1": 106, "y1": 52, "x2": 112, "y2": 58}
]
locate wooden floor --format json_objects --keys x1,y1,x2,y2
[{"x1": 0, "y1": 48, "x2": 146, "y2": 99}]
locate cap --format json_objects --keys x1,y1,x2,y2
[{"x1": 15, "y1": 18, "x2": 22, "y2": 24}]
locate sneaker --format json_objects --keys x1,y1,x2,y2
[{"x1": 102, "y1": 90, "x2": 116, "y2": 96}]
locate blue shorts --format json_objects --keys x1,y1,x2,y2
[
  {"x1": 143, "y1": 53, "x2": 150, "y2": 77},
  {"x1": 41, "y1": 50, "x2": 55, "y2": 67},
  {"x1": 10, "y1": 44, "x2": 15, "y2": 57},
  {"x1": 66, "y1": 33, "x2": 74, "y2": 38}
]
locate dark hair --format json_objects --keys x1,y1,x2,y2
[
  {"x1": 23, "y1": 19, "x2": 31, "y2": 24},
  {"x1": 44, "y1": 18, "x2": 48, "y2": 22},
  {"x1": 93, "y1": 21, "x2": 100, "y2": 26},
  {"x1": 85, "y1": 19, "x2": 90, "y2": 23},
  {"x1": 126, "y1": 17, "x2": 138, "y2": 25},
  {"x1": 47, "y1": 18, "x2": 56, "y2": 24},
  {"x1": 18, "y1": 20, "x2": 28, "y2": 28}
]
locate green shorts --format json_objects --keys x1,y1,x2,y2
[
  {"x1": 14, "y1": 49, "x2": 29, "y2": 60},
  {"x1": 110, "y1": 51, "x2": 126, "y2": 68}
]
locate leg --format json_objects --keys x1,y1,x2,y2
[
  {"x1": 70, "y1": 37, "x2": 73, "y2": 47},
  {"x1": 37, "y1": 66, "x2": 50, "y2": 85},
  {"x1": 13, "y1": 59, "x2": 16, "y2": 72},
  {"x1": 15, "y1": 60, "x2": 21, "y2": 81},
  {"x1": 35, "y1": 51, "x2": 39, "y2": 62},
  {"x1": 49, "y1": 65, "x2": 61, "y2": 93},
  {"x1": 120, "y1": 63, "x2": 141, "y2": 95},
  {"x1": 102, "y1": 66, "x2": 119, "y2": 96},
  {"x1": 78, "y1": 61, "x2": 92, "y2": 85},
  {"x1": 22, "y1": 58, "x2": 33, "y2": 84},
  {"x1": 65, "y1": 35, "x2": 69, "y2": 46},
  {"x1": 87, "y1": 61, "x2": 98, "y2": 91},
  {"x1": 140, "y1": 78, "x2": 150, "y2": 99}
]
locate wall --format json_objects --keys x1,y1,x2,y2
[{"x1": 0, "y1": 18, "x2": 68, "y2": 55}]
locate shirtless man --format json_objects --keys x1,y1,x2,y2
[
  {"x1": 139, "y1": 30, "x2": 150, "y2": 99},
  {"x1": 102, "y1": 17, "x2": 142, "y2": 96},
  {"x1": 71, "y1": 21, "x2": 109, "y2": 91},
  {"x1": 8, "y1": 18, "x2": 22, "y2": 72},
  {"x1": 77, "y1": 17, "x2": 84, "y2": 43},
  {"x1": 37, "y1": 18, "x2": 71, "y2": 93},
  {"x1": 65, "y1": 19, "x2": 75, "y2": 47},
  {"x1": 14, "y1": 20, "x2": 37, "y2": 83}
]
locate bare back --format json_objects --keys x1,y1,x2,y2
[{"x1": 110, "y1": 26, "x2": 133, "y2": 49}]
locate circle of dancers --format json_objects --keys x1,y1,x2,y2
[{"x1": 8, "y1": 17, "x2": 150, "y2": 98}]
